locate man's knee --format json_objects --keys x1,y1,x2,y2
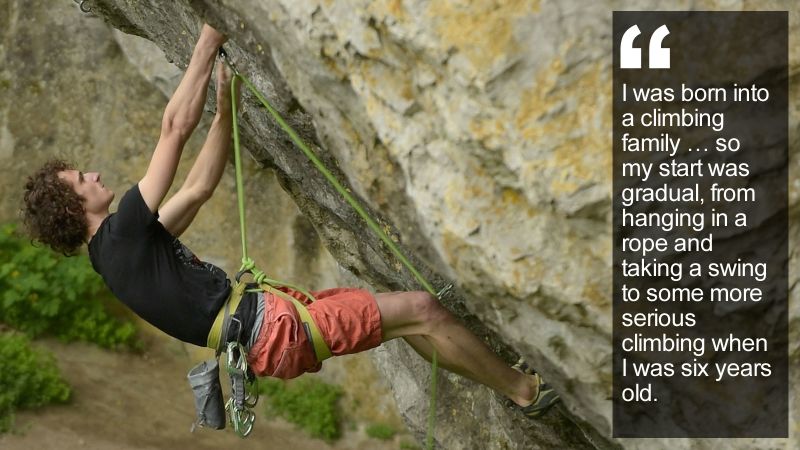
[{"x1": 408, "y1": 291, "x2": 451, "y2": 332}]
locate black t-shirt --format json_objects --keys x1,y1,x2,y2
[{"x1": 88, "y1": 184, "x2": 232, "y2": 346}]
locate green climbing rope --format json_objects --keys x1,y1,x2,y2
[{"x1": 226, "y1": 57, "x2": 443, "y2": 449}]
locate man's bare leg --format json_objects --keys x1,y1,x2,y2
[{"x1": 375, "y1": 291, "x2": 540, "y2": 407}]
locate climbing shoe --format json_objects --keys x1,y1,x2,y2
[{"x1": 512, "y1": 358, "x2": 561, "y2": 419}]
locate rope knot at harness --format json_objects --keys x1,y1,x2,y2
[{"x1": 238, "y1": 257, "x2": 267, "y2": 285}]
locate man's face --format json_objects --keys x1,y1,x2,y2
[{"x1": 57, "y1": 169, "x2": 114, "y2": 215}]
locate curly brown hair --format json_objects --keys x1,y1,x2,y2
[{"x1": 22, "y1": 159, "x2": 88, "y2": 255}]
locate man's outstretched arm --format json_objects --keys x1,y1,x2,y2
[
  {"x1": 139, "y1": 24, "x2": 226, "y2": 213},
  {"x1": 158, "y1": 62, "x2": 238, "y2": 237}
]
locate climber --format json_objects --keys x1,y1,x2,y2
[{"x1": 20, "y1": 23, "x2": 559, "y2": 419}]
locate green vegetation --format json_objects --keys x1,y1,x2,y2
[
  {"x1": 366, "y1": 422, "x2": 396, "y2": 440},
  {"x1": 0, "y1": 332, "x2": 71, "y2": 432},
  {"x1": 0, "y1": 223, "x2": 139, "y2": 433},
  {"x1": 400, "y1": 441, "x2": 421, "y2": 450},
  {"x1": 258, "y1": 376, "x2": 343, "y2": 440},
  {"x1": 0, "y1": 224, "x2": 139, "y2": 349}
]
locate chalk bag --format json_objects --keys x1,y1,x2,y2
[{"x1": 187, "y1": 359, "x2": 226, "y2": 430}]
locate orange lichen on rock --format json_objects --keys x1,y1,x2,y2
[
  {"x1": 515, "y1": 58, "x2": 611, "y2": 196},
  {"x1": 428, "y1": 0, "x2": 541, "y2": 74}
]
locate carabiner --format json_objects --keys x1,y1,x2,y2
[
  {"x1": 244, "y1": 378, "x2": 259, "y2": 408},
  {"x1": 436, "y1": 283, "x2": 454, "y2": 300},
  {"x1": 219, "y1": 46, "x2": 240, "y2": 76},
  {"x1": 235, "y1": 269, "x2": 252, "y2": 284},
  {"x1": 232, "y1": 407, "x2": 255, "y2": 437}
]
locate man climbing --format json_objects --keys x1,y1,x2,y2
[{"x1": 21, "y1": 24, "x2": 559, "y2": 420}]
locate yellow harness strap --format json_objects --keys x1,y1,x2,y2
[
  {"x1": 262, "y1": 285, "x2": 333, "y2": 362},
  {"x1": 206, "y1": 282, "x2": 333, "y2": 362},
  {"x1": 207, "y1": 281, "x2": 248, "y2": 352}
]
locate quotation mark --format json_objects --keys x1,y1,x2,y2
[{"x1": 621, "y1": 24, "x2": 671, "y2": 69}]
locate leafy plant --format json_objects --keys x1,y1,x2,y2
[
  {"x1": 366, "y1": 422, "x2": 396, "y2": 440},
  {"x1": 258, "y1": 376, "x2": 343, "y2": 440},
  {"x1": 0, "y1": 332, "x2": 71, "y2": 432},
  {"x1": 400, "y1": 441, "x2": 421, "y2": 450},
  {"x1": 0, "y1": 223, "x2": 138, "y2": 349}
]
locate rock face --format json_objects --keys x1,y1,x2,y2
[{"x1": 5, "y1": 0, "x2": 798, "y2": 448}]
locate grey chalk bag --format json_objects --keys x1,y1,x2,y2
[{"x1": 187, "y1": 359, "x2": 226, "y2": 430}]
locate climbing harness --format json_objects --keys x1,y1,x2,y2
[{"x1": 200, "y1": 277, "x2": 334, "y2": 437}]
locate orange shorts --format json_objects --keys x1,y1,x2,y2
[{"x1": 246, "y1": 287, "x2": 383, "y2": 379}]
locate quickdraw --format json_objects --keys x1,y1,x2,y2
[{"x1": 225, "y1": 340, "x2": 258, "y2": 437}]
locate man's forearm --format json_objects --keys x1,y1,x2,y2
[
  {"x1": 162, "y1": 26, "x2": 222, "y2": 138},
  {"x1": 183, "y1": 110, "x2": 232, "y2": 194}
]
